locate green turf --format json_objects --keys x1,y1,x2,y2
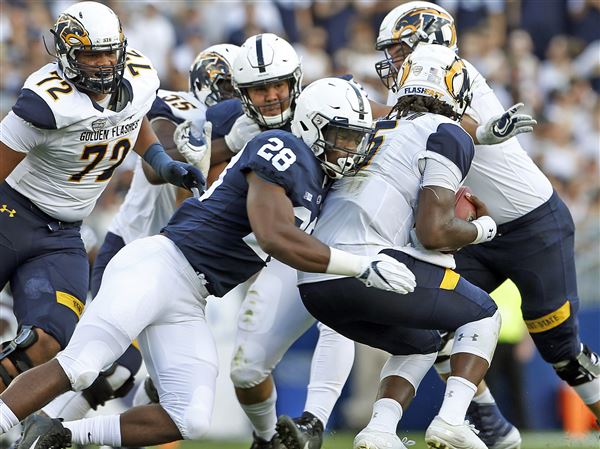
[{"x1": 185, "y1": 431, "x2": 600, "y2": 449}]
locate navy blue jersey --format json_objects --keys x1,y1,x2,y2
[
  {"x1": 206, "y1": 98, "x2": 245, "y2": 138},
  {"x1": 163, "y1": 129, "x2": 327, "y2": 297}
]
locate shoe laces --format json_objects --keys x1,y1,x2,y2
[
  {"x1": 400, "y1": 436, "x2": 415, "y2": 447},
  {"x1": 463, "y1": 420, "x2": 480, "y2": 435}
]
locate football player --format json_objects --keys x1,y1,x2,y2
[
  {"x1": 0, "y1": 0, "x2": 202, "y2": 398},
  {"x1": 370, "y1": 1, "x2": 600, "y2": 448},
  {"x1": 35, "y1": 43, "x2": 239, "y2": 427},
  {"x1": 177, "y1": 34, "x2": 359, "y2": 449},
  {"x1": 284, "y1": 44, "x2": 498, "y2": 449},
  {"x1": 0, "y1": 78, "x2": 417, "y2": 449}
]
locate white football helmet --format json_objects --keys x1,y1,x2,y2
[
  {"x1": 190, "y1": 44, "x2": 240, "y2": 106},
  {"x1": 393, "y1": 43, "x2": 472, "y2": 120},
  {"x1": 233, "y1": 33, "x2": 302, "y2": 128},
  {"x1": 291, "y1": 78, "x2": 373, "y2": 179},
  {"x1": 375, "y1": 1, "x2": 457, "y2": 92},
  {"x1": 50, "y1": 1, "x2": 127, "y2": 94}
]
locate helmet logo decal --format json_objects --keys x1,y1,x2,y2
[
  {"x1": 444, "y1": 57, "x2": 467, "y2": 100},
  {"x1": 392, "y1": 8, "x2": 455, "y2": 47},
  {"x1": 397, "y1": 59, "x2": 412, "y2": 88},
  {"x1": 55, "y1": 14, "x2": 91, "y2": 47}
]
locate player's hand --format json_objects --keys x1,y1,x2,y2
[
  {"x1": 224, "y1": 114, "x2": 261, "y2": 153},
  {"x1": 464, "y1": 191, "x2": 490, "y2": 218},
  {"x1": 174, "y1": 120, "x2": 212, "y2": 178},
  {"x1": 356, "y1": 254, "x2": 416, "y2": 294},
  {"x1": 163, "y1": 161, "x2": 206, "y2": 193},
  {"x1": 475, "y1": 103, "x2": 537, "y2": 145}
]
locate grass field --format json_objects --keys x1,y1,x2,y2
[{"x1": 186, "y1": 431, "x2": 600, "y2": 449}]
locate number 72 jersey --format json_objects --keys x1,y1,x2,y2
[
  {"x1": 163, "y1": 129, "x2": 328, "y2": 298},
  {"x1": 0, "y1": 49, "x2": 159, "y2": 222}
]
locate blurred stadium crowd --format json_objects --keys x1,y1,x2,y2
[{"x1": 0, "y1": 0, "x2": 598, "y2": 304}]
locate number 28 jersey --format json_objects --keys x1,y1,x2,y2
[
  {"x1": 0, "y1": 49, "x2": 159, "y2": 222},
  {"x1": 163, "y1": 129, "x2": 327, "y2": 297}
]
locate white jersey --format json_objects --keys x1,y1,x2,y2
[
  {"x1": 299, "y1": 113, "x2": 474, "y2": 285},
  {"x1": 1, "y1": 49, "x2": 159, "y2": 222},
  {"x1": 386, "y1": 59, "x2": 553, "y2": 225},
  {"x1": 108, "y1": 89, "x2": 206, "y2": 243}
]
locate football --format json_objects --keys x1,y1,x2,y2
[{"x1": 455, "y1": 186, "x2": 477, "y2": 221}]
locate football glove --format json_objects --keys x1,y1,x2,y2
[
  {"x1": 162, "y1": 161, "x2": 205, "y2": 192},
  {"x1": 475, "y1": 103, "x2": 537, "y2": 145},
  {"x1": 357, "y1": 254, "x2": 416, "y2": 294},
  {"x1": 174, "y1": 120, "x2": 212, "y2": 178},
  {"x1": 224, "y1": 114, "x2": 261, "y2": 153}
]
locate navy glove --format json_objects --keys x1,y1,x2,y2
[{"x1": 162, "y1": 161, "x2": 206, "y2": 191}]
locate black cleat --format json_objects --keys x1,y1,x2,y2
[
  {"x1": 16, "y1": 416, "x2": 71, "y2": 449},
  {"x1": 276, "y1": 412, "x2": 323, "y2": 449},
  {"x1": 249, "y1": 432, "x2": 282, "y2": 449}
]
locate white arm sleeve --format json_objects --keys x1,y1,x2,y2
[
  {"x1": 0, "y1": 111, "x2": 48, "y2": 153},
  {"x1": 419, "y1": 154, "x2": 463, "y2": 193}
]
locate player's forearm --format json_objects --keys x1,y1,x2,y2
[
  {"x1": 257, "y1": 224, "x2": 331, "y2": 273},
  {"x1": 417, "y1": 216, "x2": 478, "y2": 251}
]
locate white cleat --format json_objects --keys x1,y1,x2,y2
[
  {"x1": 425, "y1": 416, "x2": 487, "y2": 449},
  {"x1": 353, "y1": 428, "x2": 414, "y2": 449}
]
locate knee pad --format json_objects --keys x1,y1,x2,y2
[
  {"x1": 452, "y1": 310, "x2": 501, "y2": 365},
  {"x1": 230, "y1": 343, "x2": 270, "y2": 389},
  {"x1": 162, "y1": 384, "x2": 214, "y2": 440},
  {"x1": 554, "y1": 344, "x2": 600, "y2": 386},
  {"x1": 380, "y1": 353, "x2": 437, "y2": 393},
  {"x1": 81, "y1": 363, "x2": 135, "y2": 410},
  {"x1": 0, "y1": 325, "x2": 37, "y2": 386}
]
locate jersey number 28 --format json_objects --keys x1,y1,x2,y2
[{"x1": 257, "y1": 137, "x2": 296, "y2": 171}]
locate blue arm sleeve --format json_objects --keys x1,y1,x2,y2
[{"x1": 142, "y1": 143, "x2": 172, "y2": 178}]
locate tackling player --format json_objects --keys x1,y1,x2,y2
[
  {"x1": 177, "y1": 34, "x2": 359, "y2": 449},
  {"x1": 0, "y1": 78, "x2": 417, "y2": 449},
  {"x1": 0, "y1": 1, "x2": 202, "y2": 397}
]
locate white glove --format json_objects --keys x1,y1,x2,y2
[
  {"x1": 471, "y1": 215, "x2": 497, "y2": 244},
  {"x1": 356, "y1": 254, "x2": 416, "y2": 294},
  {"x1": 475, "y1": 103, "x2": 537, "y2": 145},
  {"x1": 174, "y1": 120, "x2": 212, "y2": 178},
  {"x1": 224, "y1": 114, "x2": 261, "y2": 153}
]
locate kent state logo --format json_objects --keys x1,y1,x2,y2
[{"x1": 0, "y1": 204, "x2": 16, "y2": 218}]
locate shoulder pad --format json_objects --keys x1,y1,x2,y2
[
  {"x1": 19, "y1": 63, "x2": 90, "y2": 129},
  {"x1": 122, "y1": 48, "x2": 160, "y2": 107},
  {"x1": 426, "y1": 122, "x2": 474, "y2": 179},
  {"x1": 206, "y1": 98, "x2": 244, "y2": 138},
  {"x1": 12, "y1": 88, "x2": 57, "y2": 130}
]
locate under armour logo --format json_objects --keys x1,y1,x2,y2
[
  {"x1": 0, "y1": 204, "x2": 16, "y2": 217},
  {"x1": 446, "y1": 390, "x2": 454, "y2": 398},
  {"x1": 87, "y1": 432, "x2": 92, "y2": 443},
  {"x1": 457, "y1": 333, "x2": 479, "y2": 341}
]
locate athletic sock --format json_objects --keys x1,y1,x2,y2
[
  {"x1": 239, "y1": 389, "x2": 277, "y2": 441},
  {"x1": 438, "y1": 376, "x2": 477, "y2": 425},
  {"x1": 64, "y1": 414, "x2": 121, "y2": 446},
  {"x1": 365, "y1": 398, "x2": 403, "y2": 433}
]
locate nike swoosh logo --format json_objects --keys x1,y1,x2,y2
[{"x1": 28, "y1": 436, "x2": 41, "y2": 449}]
